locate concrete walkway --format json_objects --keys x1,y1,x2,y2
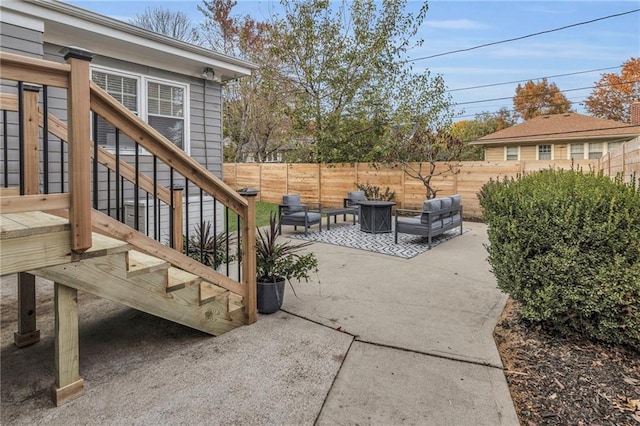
[{"x1": 0, "y1": 221, "x2": 518, "y2": 425}]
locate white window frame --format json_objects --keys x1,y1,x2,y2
[
  {"x1": 588, "y1": 142, "x2": 603, "y2": 160},
  {"x1": 536, "y1": 144, "x2": 553, "y2": 160},
  {"x1": 605, "y1": 140, "x2": 623, "y2": 154},
  {"x1": 90, "y1": 65, "x2": 190, "y2": 155},
  {"x1": 505, "y1": 146, "x2": 519, "y2": 161},
  {"x1": 568, "y1": 143, "x2": 585, "y2": 160}
]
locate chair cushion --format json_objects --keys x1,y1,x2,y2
[
  {"x1": 421, "y1": 198, "x2": 442, "y2": 224},
  {"x1": 281, "y1": 211, "x2": 322, "y2": 223},
  {"x1": 450, "y1": 194, "x2": 461, "y2": 209},
  {"x1": 347, "y1": 191, "x2": 367, "y2": 202},
  {"x1": 440, "y1": 197, "x2": 452, "y2": 210},
  {"x1": 282, "y1": 194, "x2": 303, "y2": 213}
]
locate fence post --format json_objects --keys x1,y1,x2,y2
[{"x1": 64, "y1": 47, "x2": 93, "y2": 253}]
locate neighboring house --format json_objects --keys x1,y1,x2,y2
[
  {"x1": 1, "y1": 0, "x2": 255, "y2": 230},
  {"x1": 471, "y1": 104, "x2": 640, "y2": 162}
]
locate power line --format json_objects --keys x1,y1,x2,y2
[
  {"x1": 410, "y1": 9, "x2": 640, "y2": 62},
  {"x1": 446, "y1": 66, "x2": 622, "y2": 93},
  {"x1": 454, "y1": 79, "x2": 639, "y2": 106}
]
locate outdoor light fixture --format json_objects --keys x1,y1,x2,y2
[{"x1": 202, "y1": 67, "x2": 220, "y2": 81}]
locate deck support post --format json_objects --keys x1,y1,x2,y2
[
  {"x1": 51, "y1": 282, "x2": 84, "y2": 406},
  {"x1": 14, "y1": 273, "x2": 40, "y2": 347},
  {"x1": 15, "y1": 84, "x2": 42, "y2": 347}
]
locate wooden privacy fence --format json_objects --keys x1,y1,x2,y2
[
  {"x1": 224, "y1": 159, "x2": 601, "y2": 219},
  {"x1": 601, "y1": 137, "x2": 640, "y2": 182}
]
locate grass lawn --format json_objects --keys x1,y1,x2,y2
[{"x1": 226, "y1": 201, "x2": 279, "y2": 231}]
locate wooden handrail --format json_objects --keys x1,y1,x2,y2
[
  {"x1": 0, "y1": 93, "x2": 172, "y2": 206},
  {"x1": 89, "y1": 82, "x2": 248, "y2": 217},
  {"x1": 0, "y1": 52, "x2": 70, "y2": 88},
  {"x1": 0, "y1": 53, "x2": 257, "y2": 322}
]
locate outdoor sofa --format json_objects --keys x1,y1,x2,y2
[{"x1": 394, "y1": 194, "x2": 463, "y2": 248}]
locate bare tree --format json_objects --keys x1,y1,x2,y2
[{"x1": 130, "y1": 7, "x2": 199, "y2": 44}]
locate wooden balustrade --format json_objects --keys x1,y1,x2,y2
[{"x1": 0, "y1": 51, "x2": 257, "y2": 323}]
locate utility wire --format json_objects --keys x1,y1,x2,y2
[
  {"x1": 454, "y1": 80, "x2": 639, "y2": 106},
  {"x1": 446, "y1": 66, "x2": 622, "y2": 93},
  {"x1": 410, "y1": 9, "x2": 640, "y2": 62}
]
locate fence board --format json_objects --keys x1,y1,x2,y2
[{"x1": 222, "y1": 143, "x2": 639, "y2": 220}]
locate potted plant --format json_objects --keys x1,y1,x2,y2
[
  {"x1": 256, "y1": 213, "x2": 318, "y2": 314},
  {"x1": 185, "y1": 221, "x2": 237, "y2": 271}
]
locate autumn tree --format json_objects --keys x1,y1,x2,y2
[
  {"x1": 585, "y1": 57, "x2": 640, "y2": 123},
  {"x1": 130, "y1": 7, "x2": 199, "y2": 43},
  {"x1": 198, "y1": 0, "x2": 292, "y2": 163},
  {"x1": 450, "y1": 109, "x2": 516, "y2": 160},
  {"x1": 513, "y1": 78, "x2": 572, "y2": 121}
]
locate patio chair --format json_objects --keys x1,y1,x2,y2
[
  {"x1": 342, "y1": 190, "x2": 367, "y2": 221},
  {"x1": 278, "y1": 194, "x2": 323, "y2": 235}
]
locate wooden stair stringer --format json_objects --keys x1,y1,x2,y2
[{"x1": 31, "y1": 252, "x2": 243, "y2": 336}]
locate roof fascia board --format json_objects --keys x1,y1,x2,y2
[
  {"x1": 6, "y1": 0, "x2": 255, "y2": 79},
  {"x1": 0, "y1": 7, "x2": 44, "y2": 32},
  {"x1": 471, "y1": 133, "x2": 639, "y2": 146}
]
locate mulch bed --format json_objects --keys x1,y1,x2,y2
[{"x1": 494, "y1": 298, "x2": 640, "y2": 426}]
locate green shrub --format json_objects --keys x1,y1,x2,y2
[
  {"x1": 479, "y1": 169, "x2": 640, "y2": 349},
  {"x1": 355, "y1": 182, "x2": 396, "y2": 201}
]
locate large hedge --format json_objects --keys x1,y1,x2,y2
[{"x1": 479, "y1": 169, "x2": 640, "y2": 349}]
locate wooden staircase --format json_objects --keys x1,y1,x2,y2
[
  {"x1": 1, "y1": 210, "x2": 245, "y2": 336},
  {"x1": 0, "y1": 51, "x2": 257, "y2": 406}
]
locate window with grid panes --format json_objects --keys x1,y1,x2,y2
[
  {"x1": 588, "y1": 142, "x2": 603, "y2": 159},
  {"x1": 538, "y1": 144, "x2": 551, "y2": 160},
  {"x1": 569, "y1": 144, "x2": 584, "y2": 160},
  {"x1": 608, "y1": 141, "x2": 622, "y2": 152},
  {"x1": 147, "y1": 81, "x2": 185, "y2": 150},
  {"x1": 92, "y1": 69, "x2": 139, "y2": 151}
]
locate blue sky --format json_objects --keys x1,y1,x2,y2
[{"x1": 68, "y1": 1, "x2": 640, "y2": 120}]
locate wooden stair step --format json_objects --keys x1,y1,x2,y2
[
  {"x1": 75, "y1": 233, "x2": 132, "y2": 260},
  {"x1": 229, "y1": 292, "x2": 244, "y2": 313},
  {"x1": 167, "y1": 267, "x2": 202, "y2": 292},
  {"x1": 126, "y1": 250, "x2": 170, "y2": 277},
  {"x1": 200, "y1": 281, "x2": 229, "y2": 306},
  {"x1": 1, "y1": 211, "x2": 69, "y2": 239}
]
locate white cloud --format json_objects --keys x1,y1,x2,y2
[{"x1": 425, "y1": 19, "x2": 489, "y2": 30}]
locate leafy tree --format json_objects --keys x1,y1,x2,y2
[
  {"x1": 130, "y1": 6, "x2": 199, "y2": 43},
  {"x1": 513, "y1": 78, "x2": 572, "y2": 121},
  {"x1": 198, "y1": 0, "x2": 293, "y2": 163},
  {"x1": 450, "y1": 109, "x2": 517, "y2": 161},
  {"x1": 385, "y1": 126, "x2": 464, "y2": 199},
  {"x1": 585, "y1": 57, "x2": 640, "y2": 123},
  {"x1": 270, "y1": 0, "x2": 453, "y2": 163}
]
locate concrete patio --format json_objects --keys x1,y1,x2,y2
[{"x1": 1, "y1": 220, "x2": 518, "y2": 425}]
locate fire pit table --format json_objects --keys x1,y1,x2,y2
[{"x1": 358, "y1": 201, "x2": 396, "y2": 234}]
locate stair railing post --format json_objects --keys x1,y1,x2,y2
[
  {"x1": 239, "y1": 189, "x2": 258, "y2": 324},
  {"x1": 64, "y1": 47, "x2": 93, "y2": 253},
  {"x1": 172, "y1": 186, "x2": 184, "y2": 253}
]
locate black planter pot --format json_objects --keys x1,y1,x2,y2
[{"x1": 257, "y1": 278, "x2": 285, "y2": 314}]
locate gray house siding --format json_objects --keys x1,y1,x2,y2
[
  {"x1": 0, "y1": 22, "x2": 43, "y2": 58},
  {"x1": 0, "y1": 21, "x2": 45, "y2": 189},
  {"x1": 1, "y1": 30, "x2": 227, "y2": 240}
]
